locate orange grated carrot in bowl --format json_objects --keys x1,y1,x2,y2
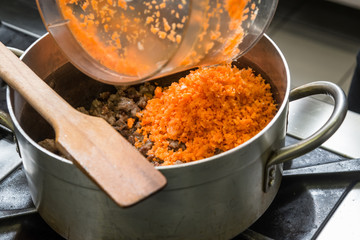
[{"x1": 137, "y1": 64, "x2": 277, "y2": 165}]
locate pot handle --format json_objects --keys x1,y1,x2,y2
[
  {"x1": 268, "y1": 81, "x2": 347, "y2": 167},
  {"x1": 0, "y1": 46, "x2": 23, "y2": 153},
  {"x1": 6, "y1": 47, "x2": 24, "y2": 58},
  {"x1": 0, "y1": 47, "x2": 23, "y2": 134},
  {"x1": 0, "y1": 110, "x2": 15, "y2": 133},
  {"x1": 0, "y1": 110, "x2": 22, "y2": 158},
  {"x1": 264, "y1": 81, "x2": 347, "y2": 192}
]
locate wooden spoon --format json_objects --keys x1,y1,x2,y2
[{"x1": 0, "y1": 42, "x2": 166, "y2": 207}]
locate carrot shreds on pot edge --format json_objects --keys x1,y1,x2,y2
[{"x1": 137, "y1": 64, "x2": 277, "y2": 165}]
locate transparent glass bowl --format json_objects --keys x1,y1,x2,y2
[{"x1": 36, "y1": 0, "x2": 278, "y2": 85}]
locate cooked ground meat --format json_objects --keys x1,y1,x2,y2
[
  {"x1": 39, "y1": 82, "x2": 173, "y2": 166},
  {"x1": 168, "y1": 140, "x2": 186, "y2": 151},
  {"x1": 38, "y1": 139, "x2": 66, "y2": 158},
  {"x1": 85, "y1": 82, "x2": 163, "y2": 165},
  {"x1": 138, "y1": 140, "x2": 154, "y2": 156}
]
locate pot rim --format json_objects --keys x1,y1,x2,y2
[{"x1": 6, "y1": 33, "x2": 290, "y2": 171}]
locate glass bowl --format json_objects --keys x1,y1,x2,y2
[{"x1": 36, "y1": 0, "x2": 278, "y2": 85}]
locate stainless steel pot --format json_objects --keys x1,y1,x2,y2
[{"x1": 4, "y1": 33, "x2": 347, "y2": 240}]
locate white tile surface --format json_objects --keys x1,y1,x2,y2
[
  {"x1": 268, "y1": 21, "x2": 358, "y2": 93},
  {"x1": 317, "y1": 182, "x2": 360, "y2": 239},
  {"x1": 288, "y1": 97, "x2": 360, "y2": 158},
  {"x1": 327, "y1": 0, "x2": 360, "y2": 9}
]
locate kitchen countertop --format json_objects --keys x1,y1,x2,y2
[{"x1": 288, "y1": 96, "x2": 360, "y2": 159}]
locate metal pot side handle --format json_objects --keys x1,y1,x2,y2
[
  {"x1": 6, "y1": 47, "x2": 24, "y2": 57},
  {"x1": 0, "y1": 110, "x2": 15, "y2": 133},
  {"x1": 0, "y1": 47, "x2": 24, "y2": 155},
  {"x1": 0, "y1": 47, "x2": 24, "y2": 133},
  {"x1": 268, "y1": 81, "x2": 348, "y2": 167},
  {"x1": 0, "y1": 110, "x2": 22, "y2": 158}
]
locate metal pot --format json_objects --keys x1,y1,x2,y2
[{"x1": 4, "y1": 33, "x2": 347, "y2": 240}]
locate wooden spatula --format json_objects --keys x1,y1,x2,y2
[{"x1": 0, "y1": 42, "x2": 166, "y2": 207}]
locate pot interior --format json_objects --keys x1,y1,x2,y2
[{"x1": 9, "y1": 34, "x2": 289, "y2": 156}]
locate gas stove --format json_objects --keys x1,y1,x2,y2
[{"x1": 1, "y1": 19, "x2": 360, "y2": 240}]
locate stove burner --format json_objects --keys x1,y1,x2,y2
[{"x1": 0, "y1": 168, "x2": 63, "y2": 239}]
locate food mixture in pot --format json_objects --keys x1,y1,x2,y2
[{"x1": 39, "y1": 64, "x2": 277, "y2": 166}]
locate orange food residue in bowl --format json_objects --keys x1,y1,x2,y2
[
  {"x1": 57, "y1": 0, "x2": 255, "y2": 79},
  {"x1": 58, "y1": 0, "x2": 152, "y2": 76}
]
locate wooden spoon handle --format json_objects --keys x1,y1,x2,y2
[
  {"x1": 0, "y1": 42, "x2": 167, "y2": 207},
  {"x1": 0, "y1": 42, "x2": 71, "y2": 128}
]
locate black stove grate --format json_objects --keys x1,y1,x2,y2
[{"x1": 0, "y1": 22, "x2": 37, "y2": 51}]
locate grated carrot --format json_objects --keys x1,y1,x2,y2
[
  {"x1": 127, "y1": 118, "x2": 135, "y2": 128},
  {"x1": 137, "y1": 64, "x2": 277, "y2": 165}
]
